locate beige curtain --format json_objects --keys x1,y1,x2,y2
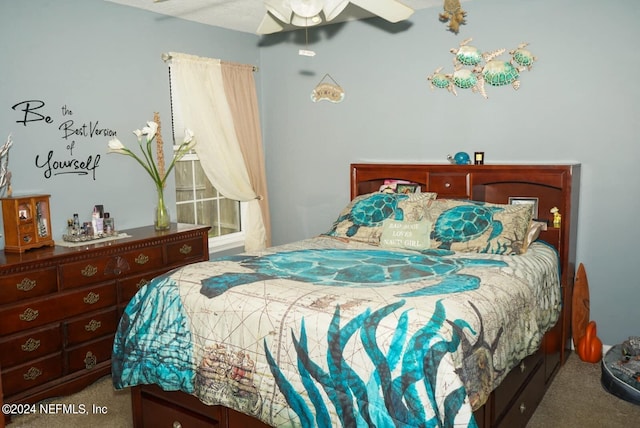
[
  {"x1": 220, "y1": 61, "x2": 271, "y2": 247},
  {"x1": 167, "y1": 52, "x2": 269, "y2": 251}
]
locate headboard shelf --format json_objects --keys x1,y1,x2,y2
[{"x1": 351, "y1": 162, "x2": 581, "y2": 364}]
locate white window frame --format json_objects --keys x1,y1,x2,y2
[{"x1": 173, "y1": 148, "x2": 246, "y2": 254}]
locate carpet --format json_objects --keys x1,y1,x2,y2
[{"x1": 9, "y1": 354, "x2": 640, "y2": 427}]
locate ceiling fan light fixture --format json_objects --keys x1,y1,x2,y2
[
  {"x1": 289, "y1": 0, "x2": 323, "y2": 18},
  {"x1": 290, "y1": 13, "x2": 322, "y2": 27}
]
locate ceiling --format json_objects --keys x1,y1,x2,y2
[{"x1": 104, "y1": 0, "x2": 445, "y2": 34}]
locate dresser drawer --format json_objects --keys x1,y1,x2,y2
[
  {"x1": 66, "y1": 335, "x2": 115, "y2": 373},
  {"x1": 428, "y1": 173, "x2": 469, "y2": 198},
  {"x1": 494, "y1": 349, "x2": 543, "y2": 422},
  {"x1": 60, "y1": 246, "x2": 164, "y2": 289},
  {"x1": 65, "y1": 308, "x2": 119, "y2": 346},
  {"x1": 0, "y1": 267, "x2": 58, "y2": 305},
  {"x1": 167, "y1": 236, "x2": 206, "y2": 265},
  {"x1": 0, "y1": 324, "x2": 62, "y2": 369},
  {"x1": 118, "y1": 269, "x2": 167, "y2": 303},
  {"x1": 2, "y1": 353, "x2": 64, "y2": 397},
  {"x1": 0, "y1": 284, "x2": 117, "y2": 336}
]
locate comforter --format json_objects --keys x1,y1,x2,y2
[{"x1": 112, "y1": 236, "x2": 561, "y2": 428}]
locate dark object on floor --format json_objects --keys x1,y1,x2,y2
[{"x1": 601, "y1": 343, "x2": 640, "y2": 405}]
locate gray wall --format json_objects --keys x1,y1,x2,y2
[
  {"x1": 259, "y1": 0, "x2": 640, "y2": 347},
  {"x1": 1, "y1": 0, "x2": 638, "y2": 346},
  {"x1": 0, "y1": 0, "x2": 259, "y2": 237}
]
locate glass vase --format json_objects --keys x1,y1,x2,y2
[{"x1": 154, "y1": 186, "x2": 171, "y2": 231}]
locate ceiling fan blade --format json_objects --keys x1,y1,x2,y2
[
  {"x1": 256, "y1": 13, "x2": 285, "y2": 34},
  {"x1": 323, "y1": 0, "x2": 350, "y2": 21},
  {"x1": 350, "y1": 0, "x2": 414, "y2": 23},
  {"x1": 264, "y1": 0, "x2": 293, "y2": 23}
]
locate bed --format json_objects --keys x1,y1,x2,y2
[{"x1": 112, "y1": 163, "x2": 580, "y2": 428}]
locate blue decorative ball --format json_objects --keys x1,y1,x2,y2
[{"x1": 453, "y1": 152, "x2": 471, "y2": 165}]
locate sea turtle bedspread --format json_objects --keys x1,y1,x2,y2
[{"x1": 112, "y1": 237, "x2": 561, "y2": 428}]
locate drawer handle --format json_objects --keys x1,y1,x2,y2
[
  {"x1": 520, "y1": 361, "x2": 526, "y2": 372},
  {"x1": 17, "y1": 277, "x2": 37, "y2": 292},
  {"x1": 179, "y1": 244, "x2": 192, "y2": 255},
  {"x1": 19, "y1": 308, "x2": 39, "y2": 322},
  {"x1": 173, "y1": 421, "x2": 182, "y2": 428},
  {"x1": 85, "y1": 319, "x2": 102, "y2": 332},
  {"x1": 135, "y1": 253, "x2": 149, "y2": 265},
  {"x1": 81, "y1": 264, "x2": 98, "y2": 277},
  {"x1": 21, "y1": 338, "x2": 41, "y2": 352},
  {"x1": 519, "y1": 402, "x2": 527, "y2": 414},
  {"x1": 136, "y1": 279, "x2": 150, "y2": 290},
  {"x1": 83, "y1": 292, "x2": 100, "y2": 305},
  {"x1": 444, "y1": 182, "x2": 451, "y2": 188},
  {"x1": 84, "y1": 351, "x2": 97, "y2": 370},
  {"x1": 23, "y1": 367, "x2": 42, "y2": 381}
]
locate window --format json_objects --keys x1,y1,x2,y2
[
  {"x1": 173, "y1": 149, "x2": 245, "y2": 251},
  {"x1": 168, "y1": 64, "x2": 246, "y2": 252}
]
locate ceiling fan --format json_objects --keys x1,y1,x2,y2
[{"x1": 257, "y1": 0, "x2": 415, "y2": 34}]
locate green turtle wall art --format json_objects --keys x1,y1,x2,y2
[{"x1": 427, "y1": 38, "x2": 536, "y2": 99}]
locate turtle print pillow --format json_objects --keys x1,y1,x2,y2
[
  {"x1": 324, "y1": 191, "x2": 437, "y2": 245},
  {"x1": 424, "y1": 199, "x2": 534, "y2": 254}
]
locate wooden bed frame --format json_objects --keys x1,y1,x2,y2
[{"x1": 130, "y1": 163, "x2": 581, "y2": 428}]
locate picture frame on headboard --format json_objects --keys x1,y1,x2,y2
[
  {"x1": 396, "y1": 183, "x2": 419, "y2": 194},
  {"x1": 508, "y1": 196, "x2": 539, "y2": 219}
]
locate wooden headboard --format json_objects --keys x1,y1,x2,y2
[{"x1": 350, "y1": 163, "x2": 581, "y2": 361}]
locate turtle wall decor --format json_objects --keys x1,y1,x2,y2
[{"x1": 427, "y1": 38, "x2": 537, "y2": 99}]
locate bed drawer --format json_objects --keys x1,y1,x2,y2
[
  {"x1": 495, "y1": 358, "x2": 545, "y2": 428},
  {"x1": 0, "y1": 324, "x2": 62, "y2": 369},
  {"x1": 2, "y1": 353, "x2": 64, "y2": 397},
  {"x1": 428, "y1": 173, "x2": 469, "y2": 198},
  {"x1": 0, "y1": 267, "x2": 58, "y2": 305},
  {"x1": 141, "y1": 395, "x2": 219, "y2": 428},
  {"x1": 493, "y1": 349, "x2": 543, "y2": 420},
  {"x1": 60, "y1": 246, "x2": 164, "y2": 289},
  {"x1": 137, "y1": 385, "x2": 222, "y2": 428}
]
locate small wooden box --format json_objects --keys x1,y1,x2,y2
[{"x1": 1, "y1": 194, "x2": 55, "y2": 252}]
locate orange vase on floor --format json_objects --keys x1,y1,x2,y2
[{"x1": 577, "y1": 321, "x2": 603, "y2": 363}]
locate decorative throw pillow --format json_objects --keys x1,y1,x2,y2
[
  {"x1": 324, "y1": 191, "x2": 437, "y2": 245},
  {"x1": 424, "y1": 199, "x2": 533, "y2": 254},
  {"x1": 380, "y1": 219, "x2": 431, "y2": 251},
  {"x1": 523, "y1": 220, "x2": 548, "y2": 251}
]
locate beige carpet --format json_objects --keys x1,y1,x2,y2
[{"x1": 9, "y1": 354, "x2": 640, "y2": 427}]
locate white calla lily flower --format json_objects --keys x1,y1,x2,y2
[
  {"x1": 107, "y1": 120, "x2": 195, "y2": 191},
  {"x1": 107, "y1": 138, "x2": 128, "y2": 154}
]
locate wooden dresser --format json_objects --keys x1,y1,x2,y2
[{"x1": 0, "y1": 224, "x2": 209, "y2": 423}]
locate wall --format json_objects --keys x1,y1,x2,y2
[
  {"x1": 259, "y1": 0, "x2": 640, "y2": 346},
  {"x1": 0, "y1": 0, "x2": 259, "y2": 242},
  {"x1": 1, "y1": 0, "x2": 637, "y2": 346}
]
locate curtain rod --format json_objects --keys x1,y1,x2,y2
[{"x1": 161, "y1": 53, "x2": 258, "y2": 72}]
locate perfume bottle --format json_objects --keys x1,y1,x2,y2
[
  {"x1": 73, "y1": 213, "x2": 80, "y2": 234},
  {"x1": 104, "y1": 212, "x2": 115, "y2": 234}
]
